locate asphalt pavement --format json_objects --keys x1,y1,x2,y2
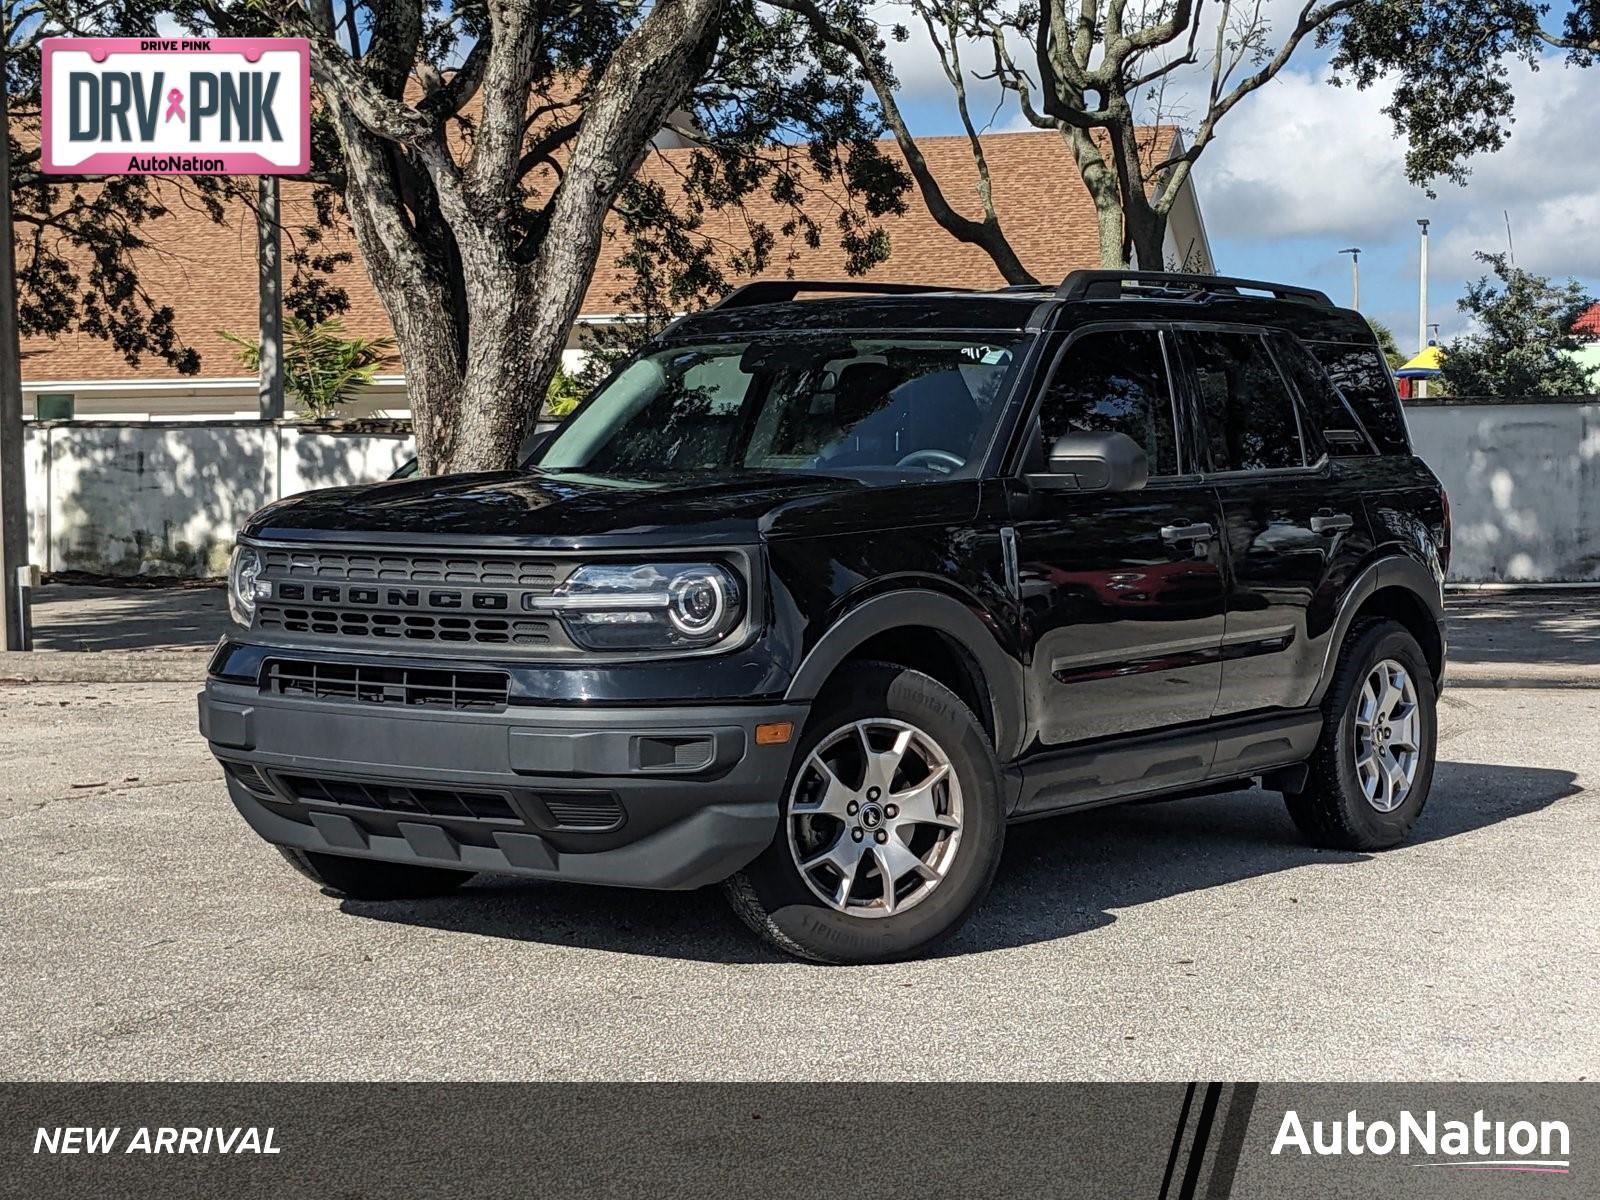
[{"x1": 1, "y1": 590, "x2": 1596, "y2": 1080}]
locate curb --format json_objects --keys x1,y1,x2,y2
[{"x1": 0, "y1": 651, "x2": 209, "y2": 684}]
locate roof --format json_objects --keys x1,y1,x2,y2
[
  {"x1": 1576, "y1": 302, "x2": 1600, "y2": 337},
  {"x1": 18, "y1": 127, "x2": 1187, "y2": 384},
  {"x1": 669, "y1": 275, "x2": 1370, "y2": 344}
]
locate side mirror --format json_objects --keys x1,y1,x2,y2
[{"x1": 1034, "y1": 431, "x2": 1149, "y2": 492}]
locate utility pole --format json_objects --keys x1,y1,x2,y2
[
  {"x1": 0, "y1": 44, "x2": 34, "y2": 650},
  {"x1": 1338, "y1": 247, "x2": 1362, "y2": 310},
  {"x1": 257, "y1": 176, "x2": 285, "y2": 420},
  {"x1": 1416, "y1": 218, "x2": 1431, "y2": 400}
]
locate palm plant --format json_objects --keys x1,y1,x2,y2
[{"x1": 222, "y1": 318, "x2": 396, "y2": 419}]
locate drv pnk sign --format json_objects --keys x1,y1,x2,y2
[{"x1": 40, "y1": 37, "x2": 309, "y2": 176}]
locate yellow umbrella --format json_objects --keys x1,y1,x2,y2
[{"x1": 1397, "y1": 345, "x2": 1446, "y2": 377}]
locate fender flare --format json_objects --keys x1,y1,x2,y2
[
  {"x1": 1310, "y1": 553, "x2": 1445, "y2": 704},
  {"x1": 784, "y1": 590, "x2": 1028, "y2": 761}
]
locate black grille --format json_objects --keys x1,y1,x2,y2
[
  {"x1": 260, "y1": 546, "x2": 564, "y2": 591},
  {"x1": 263, "y1": 659, "x2": 510, "y2": 712},
  {"x1": 257, "y1": 603, "x2": 554, "y2": 647},
  {"x1": 541, "y1": 793, "x2": 626, "y2": 831},
  {"x1": 278, "y1": 773, "x2": 519, "y2": 823}
]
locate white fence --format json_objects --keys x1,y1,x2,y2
[
  {"x1": 18, "y1": 402, "x2": 1600, "y2": 582},
  {"x1": 23, "y1": 419, "x2": 414, "y2": 576},
  {"x1": 1408, "y1": 400, "x2": 1600, "y2": 583}
]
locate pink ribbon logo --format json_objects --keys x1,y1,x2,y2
[{"x1": 164, "y1": 88, "x2": 185, "y2": 123}]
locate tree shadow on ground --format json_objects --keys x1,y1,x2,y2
[
  {"x1": 338, "y1": 759, "x2": 1579, "y2": 963},
  {"x1": 32, "y1": 583, "x2": 228, "y2": 652},
  {"x1": 1447, "y1": 592, "x2": 1600, "y2": 668}
]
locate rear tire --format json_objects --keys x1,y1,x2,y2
[
  {"x1": 725, "y1": 662, "x2": 1004, "y2": 964},
  {"x1": 1283, "y1": 618, "x2": 1437, "y2": 851},
  {"x1": 276, "y1": 846, "x2": 476, "y2": 900}
]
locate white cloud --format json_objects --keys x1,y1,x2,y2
[
  {"x1": 1201, "y1": 54, "x2": 1600, "y2": 279},
  {"x1": 866, "y1": 2, "x2": 1598, "y2": 338}
]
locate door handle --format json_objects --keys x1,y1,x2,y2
[
  {"x1": 1160, "y1": 522, "x2": 1216, "y2": 543},
  {"x1": 1310, "y1": 512, "x2": 1354, "y2": 535}
]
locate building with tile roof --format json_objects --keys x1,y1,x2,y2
[{"x1": 17, "y1": 128, "x2": 1211, "y2": 419}]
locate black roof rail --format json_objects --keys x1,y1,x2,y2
[
  {"x1": 708, "y1": 280, "x2": 972, "y2": 311},
  {"x1": 1056, "y1": 270, "x2": 1335, "y2": 308}
]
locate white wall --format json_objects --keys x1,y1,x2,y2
[
  {"x1": 23, "y1": 420, "x2": 414, "y2": 577},
  {"x1": 1407, "y1": 401, "x2": 1600, "y2": 582},
  {"x1": 23, "y1": 403, "x2": 1598, "y2": 583}
]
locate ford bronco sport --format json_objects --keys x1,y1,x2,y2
[{"x1": 200, "y1": 270, "x2": 1448, "y2": 963}]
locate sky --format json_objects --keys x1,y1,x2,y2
[{"x1": 873, "y1": 2, "x2": 1600, "y2": 353}]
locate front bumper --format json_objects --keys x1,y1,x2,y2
[{"x1": 200, "y1": 680, "x2": 807, "y2": 890}]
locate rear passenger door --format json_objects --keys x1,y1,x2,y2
[
  {"x1": 1178, "y1": 327, "x2": 1374, "y2": 716},
  {"x1": 1014, "y1": 326, "x2": 1227, "y2": 748}
]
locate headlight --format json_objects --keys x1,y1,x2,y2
[
  {"x1": 227, "y1": 544, "x2": 267, "y2": 626},
  {"x1": 533, "y1": 562, "x2": 745, "y2": 651}
]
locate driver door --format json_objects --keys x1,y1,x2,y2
[{"x1": 1013, "y1": 326, "x2": 1227, "y2": 747}]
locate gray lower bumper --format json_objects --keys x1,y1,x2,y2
[{"x1": 200, "y1": 681, "x2": 808, "y2": 890}]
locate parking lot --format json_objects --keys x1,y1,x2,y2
[{"x1": 2, "y1": 589, "x2": 1597, "y2": 1081}]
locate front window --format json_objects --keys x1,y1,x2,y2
[{"x1": 535, "y1": 335, "x2": 1023, "y2": 482}]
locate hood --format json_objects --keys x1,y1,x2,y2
[{"x1": 243, "y1": 469, "x2": 911, "y2": 546}]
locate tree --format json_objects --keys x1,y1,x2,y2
[
  {"x1": 770, "y1": 0, "x2": 1359, "y2": 274},
  {"x1": 1439, "y1": 252, "x2": 1597, "y2": 397},
  {"x1": 1327, "y1": 1, "x2": 1597, "y2": 190},
  {"x1": 221, "y1": 318, "x2": 395, "y2": 418},
  {"x1": 219, "y1": 0, "x2": 909, "y2": 475},
  {"x1": 1367, "y1": 317, "x2": 1404, "y2": 370},
  {"x1": 5, "y1": 2, "x2": 349, "y2": 373}
]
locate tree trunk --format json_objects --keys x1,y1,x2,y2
[
  {"x1": 1124, "y1": 200, "x2": 1168, "y2": 270},
  {"x1": 306, "y1": 0, "x2": 723, "y2": 477},
  {"x1": 326, "y1": 110, "x2": 465, "y2": 477},
  {"x1": 449, "y1": 0, "x2": 722, "y2": 475},
  {"x1": 1062, "y1": 128, "x2": 1127, "y2": 267}
]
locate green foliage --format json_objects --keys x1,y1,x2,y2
[
  {"x1": 579, "y1": 1, "x2": 910, "y2": 323},
  {"x1": 1367, "y1": 318, "x2": 1405, "y2": 370},
  {"x1": 1327, "y1": 1, "x2": 1597, "y2": 191},
  {"x1": 221, "y1": 318, "x2": 396, "y2": 418},
  {"x1": 1439, "y1": 253, "x2": 1598, "y2": 397},
  {"x1": 542, "y1": 366, "x2": 586, "y2": 420}
]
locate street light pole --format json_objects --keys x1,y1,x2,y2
[
  {"x1": 0, "y1": 44, "x2": 33, "y2": 651},
  {"x1": 1416, "y1": 218, "x2": 1431, "y2": 400},
  {"x1": 1338, "y1": 247, "x2": 1362, "y2": 310}
]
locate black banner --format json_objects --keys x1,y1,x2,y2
[{"x1": 2, "y1": 1083, "x2": 1592, "y2": 1198}]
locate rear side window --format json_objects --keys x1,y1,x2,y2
[
  {"x1": 1307, "y1": 342, "x2": 1410, "y2": 455},
  {"x1": 1269, "y1": 333, "x2": 1374, "y2": 456},
  {"x1": 1038, "y1": 329, "x2": 1179, "y2": 476},
  {"x1": 1184, "y1": 331, "x2": 1307, "y2": 472}
]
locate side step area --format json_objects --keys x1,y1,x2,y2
[{"x1": 1004, "y1": 709, "x2": 1323, "y2": 818}]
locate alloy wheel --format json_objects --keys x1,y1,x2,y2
[
  {"x1": 1352, "y1": 657, "x2": 1422, "y2": 813},
  {"x1": 786, "y1": 718, "x2": 963, "y2": 917}
]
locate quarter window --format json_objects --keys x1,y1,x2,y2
[
  {"x1": 1038, "y1": 329, "x2": 1179, "y2": 476},
  {"x1": 1269, "y1": 333, "x2": 1366, "y2": 456},
  {"x1": 1309, "y1": 342, "x2": 1410, "y2": 455},
  {"x1": 1186, "y1": 331, "x2": 1307, "y2": 472}
]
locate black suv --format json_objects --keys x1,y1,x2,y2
[{"x1": 200, "y1": 270, "x2": 1448, "y2": 963}]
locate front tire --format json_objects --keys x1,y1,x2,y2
[
  {"x1": 276, "y1": 846, "x2": 476, "y2": 900},
  {"x1": 725, "y1": 662, "x2": 1005, "y2": 964},
  {"x1": 1284, "y1": 618, "x2": 1437, "y2": 851}
]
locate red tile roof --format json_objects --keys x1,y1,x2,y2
[
  {"x1": 19, "y1": 128, "x2": 1173, "y2": 383},
  {"x1": 1576, "y1": 302, "x2": 1600, "y2": 337}
]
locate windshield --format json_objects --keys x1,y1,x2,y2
[{"x1": 535, "y1": 334, "x2": 1023, "y2": 482}]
